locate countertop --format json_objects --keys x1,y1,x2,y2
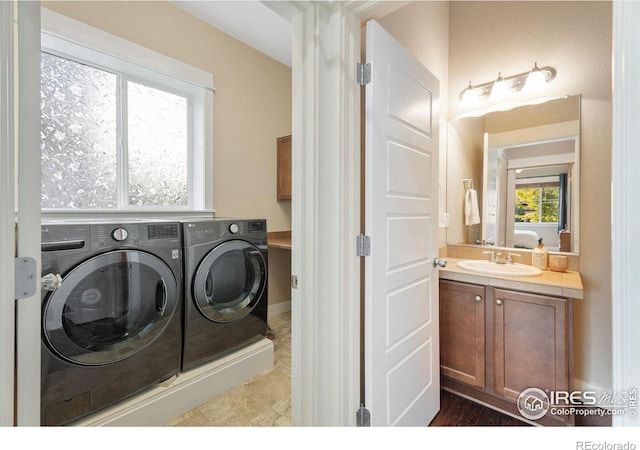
[
  {"x1": 267, "y1": 231, "x2": 291, "y2": 250},
  {"x1": 439, "y1": 257, "x2": 584, "y2": 299}
]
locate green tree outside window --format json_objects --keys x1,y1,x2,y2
[{"x1": 515, "y1": 187, "x2": 560, "y2": 223}]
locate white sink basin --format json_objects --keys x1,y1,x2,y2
[{"x1": 456, "y1": 260, "x2": 542, "y2": 277}]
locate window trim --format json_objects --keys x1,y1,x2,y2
[{"x1": 40, "y1": 8, "x2": 214, "y2": 217}]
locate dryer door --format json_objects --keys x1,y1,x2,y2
[
  {"x1": 193, "y1": 240, "x2": 267, "y2": 323},
  {"x1": 43, "y1": 250, "x2": 178, "y2": 366}
]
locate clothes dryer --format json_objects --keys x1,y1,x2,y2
[
  {"x1": 40, "y1": 220, "x2": 183, "y2": 426},
  {"x1": 181, "y1": 218, "x2": 268, "y2": 371}
]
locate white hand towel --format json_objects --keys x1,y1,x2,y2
[
  {"x1": 439, "y1": 182, "x2": 450, "y2": 228},
  {"x1": 465, "y1": 188, "x2": 481, "y2": 226}
]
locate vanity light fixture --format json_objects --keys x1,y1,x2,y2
[{"x1": 459, "y1": 62, "x2": 556, "y2": 106}]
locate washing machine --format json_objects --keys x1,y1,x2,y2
[
  {"x1": 181, "y1": 218, "x2": 268, "y2": 372},
  {"x1": 40, "y1": 220, "x2": 183, "y2": 426}
]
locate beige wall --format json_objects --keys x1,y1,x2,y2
[
  {"x1": 381, "y1": 1, "x2": 613, "y2": 391},
  {"x1": 42, "y1": 1, "x2": 293, "y2": 308}
]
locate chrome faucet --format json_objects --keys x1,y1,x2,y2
[
  {"x1": 495, "y1": 252, "x2": 506, "y2": 264},
  {"x1": 482, "y1": 250, "x2": 495, "y2": 263},
  {"x1": 507, "y1": 252, "x2": 521, "y2": 264}
]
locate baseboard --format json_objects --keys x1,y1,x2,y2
[
  {"x1": 71, "y1": 338, "x2": 274, "y2": 426},
  {"x1": 574, "y1": 378, "x2": 617, "y2": 410},
  {"x1": 268, "y1": 300, "x2": 291, "y2": 318},
  {"x1": 574, "y1": 378, "x2": 612, "y2": 394}
]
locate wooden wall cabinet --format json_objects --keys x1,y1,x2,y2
[
  {"x1": 440, "y1": 280, "x2": 574, "y2": 426},
  {"x1": 276, "y1": 135, "x2": 292, "y2": 201}
]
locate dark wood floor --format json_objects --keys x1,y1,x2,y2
[
  {"x1": 430, "y1": 390, "x2": 612, "y2": 427},
  {"x1": 430, "y1": 390, "x2": 529, "y2": 426}
]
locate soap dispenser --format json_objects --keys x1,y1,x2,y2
[{"x1": 532, "y1": 238, "x2": 549, "y2": 270}]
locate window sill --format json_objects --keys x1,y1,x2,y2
[{"x1": 41, "y1": 209, "x2": 216, "y2": 223}]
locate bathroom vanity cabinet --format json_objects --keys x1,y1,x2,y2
[{"x1": 439, "y1": 278, "x2": 575, "y2": 426}]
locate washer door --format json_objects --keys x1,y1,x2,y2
[
  {"x1": 193, "y1": 240, "x2": 266, "y2": 323},
  {"x1": 43, "y1": 250, "x2": 178, "y2": 366}
]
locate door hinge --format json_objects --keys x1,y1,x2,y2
[
  {"x1": 356, "y1": 234, "x2": 371, "y2": 257},
  {"x1": 356, "y1": 404, "x2": 371, "y2": 426},
  {"x1": 357, "y1": 62, "x2": 371, "y2": 85},
  {"x1": 291, "y1": 275, "x2": 298, "y2": 289},
  {"x1": 15, "y1": 257, "x2": 37, "y2": 300}
]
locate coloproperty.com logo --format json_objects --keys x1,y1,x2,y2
[
  {"x1": 517, "y1": 386, "x2": 638, "y2": 421},
  {"x1": 517, "y1": 388, "x2": 551, "y2": 420}
]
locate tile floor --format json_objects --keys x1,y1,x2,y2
[{"x1": 166, "y1": 311, "x2": 292, "y2": 427}]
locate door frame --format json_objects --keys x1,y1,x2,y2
[
  {"x1": 267, "y1": 1, "x2": 363, "y2": 425},
  {"x1": 266, "y1": 0, "x2": 408, "y2": 426},
  {"x1": 14, "y1": 1, "x2": 42, "y2": 426},
  {"x1": 0, "y1": 0, "x2": 41, "y2": 426},
  {"x1": 0, "y1": 0, "x2": 17, "y2": 426},
  {"x1": 611, "y1": 0, "x2": 640, "y2": 426}
]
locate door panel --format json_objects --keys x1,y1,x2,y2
[
  {"x1": 387, "y1": 217, "x2": 431, "y2": 268},
  {"x1": 364, "y1": 20, "x2": 440, "y2": 427},
  {"x1": 388, "y1": 68, "x2": 434, "y2": 136},
  {"x1": 387, "y1": 142, "x2": 433, "y2": 197},
  {"x1": 387, "y1": 278, "x2": 431, "y2": 348}
]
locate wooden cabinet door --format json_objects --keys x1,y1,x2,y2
[
  {"x1": 276, "y1": 135, "x2": 291, "y2": 200},
  {"x1": 439, "y1": 280, "x2": 485, "y2": 388},
  {"x1": 493, "y1": 288, "x2": 569, "y2": 401}
]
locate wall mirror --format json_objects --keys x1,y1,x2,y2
[{"x1": 448, "y1": 95, "x2": 580, "y2": 254}]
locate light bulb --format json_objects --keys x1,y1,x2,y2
[
  {"x1": 524, "y1": 62, "x2": 548, "y2": 92},
  {"x1": 460, "y1": 81, "x2": 478, "y2": 105},
  {"x1": 489, "y1": 72, "x2": 508, "y2": 102}
]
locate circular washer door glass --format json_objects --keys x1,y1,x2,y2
[
  {"x1": 193, "y1": 240, "x2": 266, "y2": 323},
  {"x1": 43, "y1": 250, "x2": 178, "y2": 366}
]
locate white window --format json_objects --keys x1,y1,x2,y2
[
  {"x1": 40, "y1": 9, "x2": 214, "y2": 214},
  {"x1": 514, "y1": 176, "x2": 561, "y2": 224}
]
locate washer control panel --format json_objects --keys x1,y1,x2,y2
[{"x1": 111, "y1": 227, "x2": 129, "y2": 242}]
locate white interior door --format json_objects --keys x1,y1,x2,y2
[{"x1": 364, "y1": 20, "x2": 440, "y2": 427}]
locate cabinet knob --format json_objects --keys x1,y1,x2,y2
[
  {"x1": 496, "y1": 299, "x2": 503, "y2": 305},
  {"x1": 475, "y1": 295, "x2": 482, "y2": 302}
]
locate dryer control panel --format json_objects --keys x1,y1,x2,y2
[
  {"x1": 182, "y1": 219, "x2": 267, "y2": 246},
  {"x1": 247, "y1": 221, "x2": 266, "y2": 233}
]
